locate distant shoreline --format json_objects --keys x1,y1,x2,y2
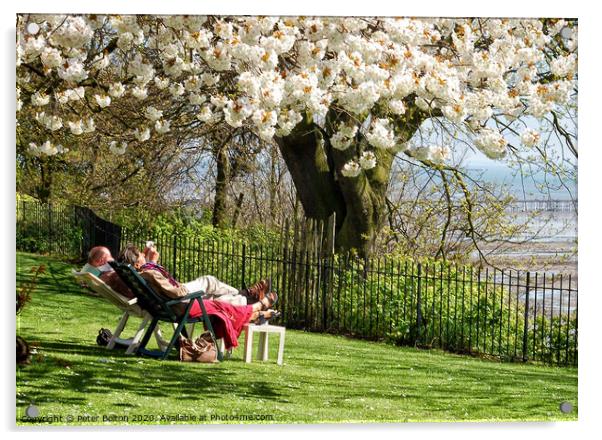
[{"x1": 475, "y1": 240, "x2": 577, "y2": 276}]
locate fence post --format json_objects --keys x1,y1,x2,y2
[
  {"x1": 172, "y1": 234, "x2": 178, "y2": 280},
  {"x1": 416, "y1": 262, "x2": 423, "y2": 345},
  {"x1": 322, "y1": 213, "x2": 336, "y2": 331},
  {"x1": 241, "y1": 243, "x2": 247, "y2": 289},
  {"x1": 522, "y1": 271, "x2": 531, "y2": 362},
  {"x1": 47, "y1": 202, "x2": 53, "y2": 254}
]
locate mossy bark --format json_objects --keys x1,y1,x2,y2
[{"x1": 275, "y1": 110, "x2": 424, "y2": 256}]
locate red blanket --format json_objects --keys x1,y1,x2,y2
[{"x1": 189, "y1": 299, "x2": 253, "y2": 349}]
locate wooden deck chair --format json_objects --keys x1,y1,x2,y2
[
  {"x1": 108, "y1": 262, "x2": 223, "y2": 361},
  {"x1": 73, "y1": 271, "x2": 169, "y2": 355}
]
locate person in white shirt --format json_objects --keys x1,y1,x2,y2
[
  {"x1": 81, "y1": 246, "x2": 113, "y2": 276},
  {"x1": 81, "y1": 246, "x2": 133, "y2": 298}
]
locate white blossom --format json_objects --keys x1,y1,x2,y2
[
  {"x1": 57, "y1": 59, "x2": 88, "y2": 83},
  {"x1": 520, "y1": 129, "x2": 540, "y2": 147},
  {"x1": 252, "y1": 109, "x2": 277, "y2": 128},
  {"x1": 188, "y1": 93, "x2": 206, "y2": 105},
  {"x1": 16, "y1": 44, "x2": 23, "y2": 67},
  {"x1": 117, "y1": 32, "x2": 135, "y2": 51},
  {"x1": 36, "y1": 113, "x2": 63, "y2": 131},
  {"x1": 163, "y1": 56, "x2": 188, "y2": 76},
  {"x1": 169, "y1": 83, "x2": 185, "y2": 97},
  {"x1": 474, "y1": 128, "x2": 508, "y2": 159},
  {"x1": 83, "y1": 117, "x2": 96, "y2": 133},
  {"x1": 16, "y1": 16, "x2": 578, "y2": 165},
  {"x1": 131, "y1": 86, "x2": 148, "y2": 100},
  {"x1": 69, "y1": 87, "x2": 86, "y2": 101},
  {"x1": 409, "y1": 144, "x2": 451, "y2": 163},
  {"x1": 111, "y1": 15, "x2": 141, "y2": 34},
  {"x1": 341, "y1": 160, "x2": 362, "y2": 177},
  {"x1": 210, "y1": 95, "x2": 228, "y2": 109},
  {"x1": 201, "y1": 73, "x2": 220, "y2": 87},
  {"x1": 429, "y1": 145, "x2": 451, "y2": 163},
  {"x1": 184, "y1": 75, "x2": 201, "y2": 92},
  {"x1": 527, "y1": 96, "x2": 554, "y2": 119},
  {"x1": 129, "y1": 55, "x2": 156, "y2": 85},
  {"x1": 214, "y1": 20, "x2": 234, "y2": 40},
  {"x1": 550, "y1": 54, "x2": 577, "y2": 78},
  {"x1": 39, "y1": 140, "x2": 59, "y2": 155},
  {"x1": 258, "y1": 125, "x2": 276, "y2": 140},
  {"x1": 184, "y1": 28, "x2": 212, "y2": 49},
  {"x1": 68, "y1": 120, "x2": 84, "y2": 135},
  {"x1": 134, "y1": 127, "x2": 151, "y2": 142},
  {"x1": 330, "y1": 123, "x2": 358, "y2": 150},
  {"x1": 49, "y1": 16, "x2": 94, "y2": 49},
  {"x1": 109, "y1": 140, "x2": 127, "y2": 155},
  {"x1": 16, "y1": 89, "x2": 22, "y2": 112},
  {"x1": 237, "y1": 72, "x2": 261, "y2": 96},
  {"x1": 94, "y1": 94, "x2": 111, "y2": 108},
  {"x1": 108, "y1": 82, "x2": 126, "y2": 98},
  {"x1": 154, "y1": 77, "x2": 170, "y2": 90},
  {"x1": 161, "y1": 43, "x2": 181, "y2": 60},
  {"x1": 223, "y1": 99, "x2": 252, "y2": 127},
  {"x1": 28, "y1": 142, "x2": 39, "y2": 155},
  {"x1": 442, "y1": 103, "x2": 466, "y2": 124},
  {"x1": 197, "y1": 106, "x2": 213, "y2": 122},
  {"x1": 155, "y1": 119, "x2": 171, "y2": 134},
  {"x1": 388, "y1": 99, "x2": 406, "y2": 115},
  {"x1": 40, "y1": 47, "x2": 63, "y2": 69},
  {"x1": 23, "y1": 36, "x2": 46, "y2": 60},
  {"x1": 31, "y1": 91, "x2": 50, "y2": 106},
  {"x1": 91, "y1": 53, "x2": 110, "y2": 70},
  {"x1": 365, "y1": 119, "x2": 397, "y2": 149},
  {"x1": 145, "y1": 106, "x2": 163, "y2": 121},
  {"x1": 29, "y1": 140, "x2": 66, "y2": 156},
  {"x1": 275, "y1": 109, "x2": 303, "y2": 136},
  {"x1": 359, "y1": 151, "x2": 377, "y2": 170}
]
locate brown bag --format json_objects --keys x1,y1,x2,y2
[{"x1": 179, "y1": 332, "x2": 218, "y2": 363}]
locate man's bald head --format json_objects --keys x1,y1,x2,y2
[{"x1": 87, "y1": 246, "x2": 112, "y2": 267}]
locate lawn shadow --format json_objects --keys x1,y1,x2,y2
[{"x1": 17, "y1": 336, "x2": 285, "y2": 408}]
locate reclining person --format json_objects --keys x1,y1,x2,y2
[
  {"x1": 81, "y1": 246, "x2": 113, "y2": 276},
  {"x1": 126, "y1": 243, "x2": 269, "y2": 307},
  {"x1": 81, "y1": 246, "x2": 134, "y2": 299},
  {"x1": 117, "y1": 244, "x2": 279, "y2": 350}
]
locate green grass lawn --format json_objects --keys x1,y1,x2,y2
[{"x1": 16, "y1": 252, "x2": 578, "y2": 425}]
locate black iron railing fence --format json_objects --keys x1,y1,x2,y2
[
  {"x1": 16, "y1": 201, "x2": 82, "y2": 257},
  {"x1": 16, "y1": 201, "x2": 578, "y2": 366}
]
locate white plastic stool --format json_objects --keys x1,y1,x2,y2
[{"x1": 243, "y1": 324, "x2": 286, "y2": 365}]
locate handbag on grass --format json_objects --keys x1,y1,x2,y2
[
  {"x1": 96, "y1": 328, "x2": 129, "y2": 350},
  {"x1": 179, "y1": 331, "x2": 218, "y2": 363}
]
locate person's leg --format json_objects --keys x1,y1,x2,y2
[
  {"x1": 241, "y1": 279, "x2": 271, "y2": 303},
  {"x1": 212, "y1": 293, "x2": 247, "y2": 306},
  {"x1": 184, "y1": 275, "x2": 239, "y2": 298},
  {"x1": 248, "y1": 298, "x2": 280, "y2": 322},
  {"x1": 249, "y1": 309, "x2": 278, "y2": 323}
]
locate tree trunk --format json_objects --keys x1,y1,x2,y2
[
  {"x1": 275, "y1": 117, "x2": 384, "y2": 255},
  {"x1": 275, "y1": 119, "x2": 346, "y2": 222},
  {"x1": 268, "y1": 144, "x2": 278, "y2": 221},
  {"x1": 212, "y1": 143, "x2": 229, "y2": 228},
  {"x1": 275, "y1": 111, "x2": 423, "y2": 256},
  {"x1": 231, "y1": 192, "x2": 244, "y2": 229},
  {"x1": 35, "y1": 161, "x2": 52, "y2": 203},
  {"x1": 330, "y1": 145, "x2": 395, "y2": 255}
]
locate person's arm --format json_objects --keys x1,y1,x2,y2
[
  {"x1": 143, "y1": 246, "x2": 160, "y2": 263},
  {"x1": 81, "y1": 263, "x2": 101, "y2": 277},
  {"x1": 140, "y1": 270, "x2": 189, "y2": 299},
  {"x1": 100, "y1": 271, "x2": 135, "y2": 299}
]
